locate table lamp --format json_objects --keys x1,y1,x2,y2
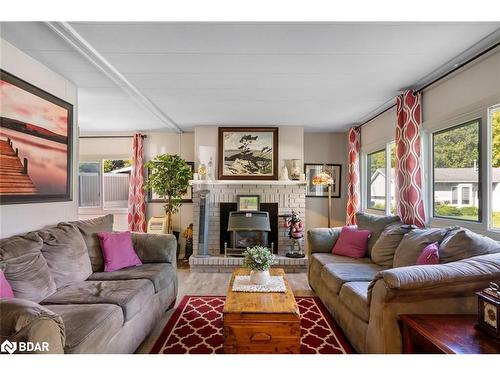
[{"x1": 312, "y1": 167, "x2": 333, "y2": 227}]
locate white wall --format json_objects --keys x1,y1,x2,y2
[
  {"x1": 193, "y1": 125, "x2": 304, "y2": 175},
  {"x1": 304, "y1": 132, "x2": 348, "y2": 231},
  {"x1": 0, "y1": 39, "x2": 79, "y2": 238}
]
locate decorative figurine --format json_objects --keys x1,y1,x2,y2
[
  {"x1": 284, "y1": 210, "x2": 305, "y2": 258},
  {"x1": 279, "y1": 165, "x2": 289, "y2": 180},
  {"x1": 182, "y1": 223, "x2": 194, "y2": 263}
]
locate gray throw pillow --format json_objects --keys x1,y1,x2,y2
[
  {"x1": 439, "y1": 227, "x2": 500, "y2": 263},
  {"x1": 393, "y1": 228, "x2": 450, "y2": 268},
  {"x1": 371, "y1": 223, "x2": 415, "y2": 267},
  {"x1": 70, "y1": 214, "x2": 114, "y2": 272},
  {"x1": 0, "y1": 234, "x2": 56, "y2": 302},
  {"x1": 38, "y1": 223, "x2": 93, "y2": 288},
  {"x1": 356, "y1": 212, "x2": 402, "y2": 257}
]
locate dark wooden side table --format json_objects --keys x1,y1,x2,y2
[{"x1": 401, "y1": 314, "x2": 500, "y2": 354}]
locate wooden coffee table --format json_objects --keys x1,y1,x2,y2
[{"x1": 223, "y1": 268, "x2": 300, "y2": 354}]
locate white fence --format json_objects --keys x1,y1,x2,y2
[{"x1": 79, "y1": 173, "x2": 129, "y2": 208}]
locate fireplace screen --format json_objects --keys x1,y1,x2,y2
[{"x1": 233, "y1": 231, "x2": 268, "y2": 249}]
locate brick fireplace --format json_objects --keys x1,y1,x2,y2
[{"x1": 189, "y1": 180, "x2": 308, "y2": 272}]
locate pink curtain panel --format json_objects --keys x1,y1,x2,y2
[
  {"x1": 128, "y1": 133, "x2": 147, "y2": 232},
  {"x1": 346, "y1": 126, "x2": 361, "y2": 225},
  {"x1": 395, "y1": 90, "x2": 426, "y2": 228}
]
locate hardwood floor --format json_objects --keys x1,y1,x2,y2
[{"x1": 135, "y1": 268, "x2": 313, "y2": 353}]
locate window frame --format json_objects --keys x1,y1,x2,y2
[
  {"x1": 366, "y1": 148, "x2": 387, "y2": 212},
  {"x1": 362, "y1": 142, "x2": 395, "y2": 216},
  {"x1": 78, "y1": 158, "x2": 130, "y2": 215},
  {"x1": 430, "y1": 118, "x2": 483, "y2": 223},
  {"x1": 488, "y1": 104, "x2": 500, "y2": 232}
]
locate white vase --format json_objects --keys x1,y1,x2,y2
[{"x1": 250, "y1": 270, "x2": 271, "y2": 285}]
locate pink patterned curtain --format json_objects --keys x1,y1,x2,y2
[
  {"x1": 128, "y1": 133, "x2": 146, "y2": 232},
  {"x1": 346, "y1": 127, "x2": 361, "y2": 225},
  {"x1": 395, "y1": 90, "x2": 426, "y2": 228}
]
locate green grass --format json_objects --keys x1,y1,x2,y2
[{"x1": 436, "y1": 211, "x2": 500, "y2": 228}]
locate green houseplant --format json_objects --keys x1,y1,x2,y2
[
  {"x1": 243, "y1": 246, "x2": 276, "y2": 285},
  {"x1": 144, "y1": 154, "x2": 192, "y2": 234}
]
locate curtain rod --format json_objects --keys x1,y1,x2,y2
[
  {"x1": 358, "y1": 41, "x2": 500, "y2": 129},
  {"x1": 80, "y1": 135, "x2": 147, "y2": 139}
]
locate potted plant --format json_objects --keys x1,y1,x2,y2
[
  {"x1": 144, "y1": 154, "x2": 192, "y2": 234},
  {"x1": 243, "y1": 246, "x2": 276, "y2": 285}
]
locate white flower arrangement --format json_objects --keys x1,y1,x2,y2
[{"x1": 242, "y1": 246, "x2": 276, "y2": 271}]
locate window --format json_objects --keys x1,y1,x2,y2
[
  {"x1": 367, "y1": 149, "x2": 386, "y2": 210},
  {"x1": 79, "y1": 162, "x2": 100, "y2": 207},
  {"x1": 490, "y1": 105, "x2": 500, "y2": 229},
  {"x1": 78, "y1": 159, "x2": 131, "y2": 210},
  {"x1": 461, "y1": 186, "x2": 471, "y2": 205},
  {"x1": 451, "y1": 187, "x2": 458, "y2": 205},
  {"x1": 432, "y1": 119, "x2": 481, "y2": 222}
]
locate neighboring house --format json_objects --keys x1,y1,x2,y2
[{"x1": 369, "y1": 168, "x2": 500, "y2": 211}]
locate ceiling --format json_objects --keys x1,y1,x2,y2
[{"x1": 1, "y1": 22, "x2": 499, "y2": 133}]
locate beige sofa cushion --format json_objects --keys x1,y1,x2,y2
[
  {"x1": 0, "y1": 234, "x2": 56, "y2": 302},
  {"x1": 371, "y1": 223, "x2": 415, "y2": 267},
  {"x1": 356, "y1": 212, "x2": 401, "y2": 257},
  {"x1": 41, "y1": 279, "x2": 154, "y2": 321},
  {"x1": 439, "y1": 228, "x2": 500, "y2": 263},
  {"x1": 393, "y1": 228, "x2": 449, "y2": 268},
  {"x1": 46, "y1": 303, "x2": 123, "y2": 354},
  {"x1": 88, "y1": 263, "x2": 175, "y2": 293},
  {"x1": 38, "y1": 223, "x2": 93, "y2": 289},
  {"x1": 339, "y1": 282, "x2": 370, "y2": 322},
  {"x1": 70, "y1": 215, "x2": 113, "y2": 272},
  {"x1": 321, "y1": 263, "x2": 384, "y2": 295}
]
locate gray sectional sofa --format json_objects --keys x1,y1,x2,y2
[
  {"x1": 0, "y1": 215, "x2": 177, "y2": 354},
  {"x1": 308, "y1": 212, "x2": 500, "y2": 353}
]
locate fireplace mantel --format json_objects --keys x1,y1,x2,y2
[{"x1": 189, "y1": 180, "x2": 306, "y2": 186}]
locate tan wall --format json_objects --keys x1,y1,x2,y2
[{"x1": 304, "y1": 132, "x2": 348, "y2": 233}]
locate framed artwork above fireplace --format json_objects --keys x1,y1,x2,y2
[{"x1": 218, "y1": 127, "x2": 278, "y2": 180}]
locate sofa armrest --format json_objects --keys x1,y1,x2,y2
[
  {"x1": 131, "y1": 232, "x2": 177, "y2": 266},
  {"x1": 368, "y1": 253, "x2": 500, "y2": 302},
  {"x1": 307, "y1": 227, "x2": 342, "y2": 254},
  {"x1": 0, "y1": 298, "x2": 65, "y2": 353}
]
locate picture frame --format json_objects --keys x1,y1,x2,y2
[
  {"x1": 237, "y1": 195, "x2": 260, "y2": 212},
  {"x1": 218, "y1": 127, "x2": 278, "y2": 180},
  {"x1": 0, "y1": 69, "x2": 73, "y2": 205},
  {"x1": 147, "y1": 161, "x2": 194, "y2": 203},
  {"x1": 304, "y1": 163, "x2": 342, "y2": 198}
]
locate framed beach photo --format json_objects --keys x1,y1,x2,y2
[
  {"x1": 237, "y1": 195, "x2": 260, "y2": 212},
  {"x1": 147, "y1": 161, "x2": 194, "y2": 203},
  {"x1": 305, "y1": 163, "x2": 342, "y2": 198},
  {"x1": 218, "y1": 127, "x2": 278, "y2": 180},
  {"x1": 0, "y1": 69, "x2": 73, "y2": 204}
]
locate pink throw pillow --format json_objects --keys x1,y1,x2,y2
[
  {"x1": 332, "y1": 226, "x2": 371, "y2": 258},
  {"x1": 97, "y1": 231, "x2": 143, "y2": 272},
  {"x1": 416, "y1": 242, "x2": 440, "y2": 265},
  {"x1": 0, "y1": 270, "x2": 14, "y2": 299}
]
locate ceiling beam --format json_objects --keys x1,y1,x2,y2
[{"x1": 45, "y1": 22, "x2": 183, "y2": 134}]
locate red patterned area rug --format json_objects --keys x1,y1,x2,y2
[{"x1": 150, "y1": 295, "x2": 353, "y2": 354}]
